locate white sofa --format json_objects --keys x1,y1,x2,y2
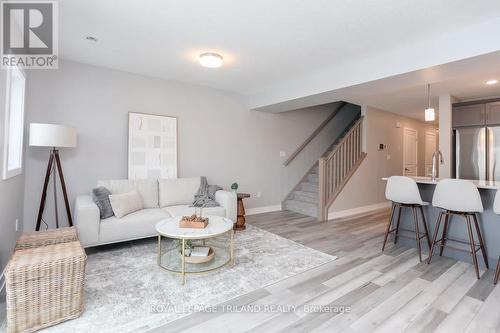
[{"x1": 74, "y1": 177, "x2": 237, "y2": 247}]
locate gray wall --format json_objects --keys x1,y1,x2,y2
[
  {"x1": 0, "y1": 70, "x2": 25, "y2": 275},
  {"x1": 331, "y1": 106, "x2": 438, "y2": 213},
  {"x1": 23, "y1": 60, "x2": 341, "y2": 230}
]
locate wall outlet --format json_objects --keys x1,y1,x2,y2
[
  {"x1": 279, "y1": 151, "x2": 286, "y2": 157},
  {"x1": 256, "y1": 191, "x2": 262, "y2": 198},
  {"x1": 15, "y1": 219, "x2": 19, "y2": 232}
]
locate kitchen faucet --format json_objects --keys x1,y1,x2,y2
[{"x1": 431, "y1": 150, "x2": 444, "y2": 182}]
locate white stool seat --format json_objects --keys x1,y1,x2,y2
[
  {"x1": 385, "y1": 176, "x2": 425, "y2": 206},
  {"x1": 432, "y1": 179, "x2": 483, "y2": 213}
]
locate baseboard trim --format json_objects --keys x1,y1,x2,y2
[
  {"x1": 328, "y1": 202, "x2": 391, "y2": 220},
  {"x1": 246, "y1": 204, "x2": 282, "y2": 216}
]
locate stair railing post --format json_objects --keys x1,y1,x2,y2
[{"x1": 318, "y1": 157, "x2": 327, "y2": 221}]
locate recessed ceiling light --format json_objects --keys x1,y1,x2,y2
[
  {"x1": 85, "y1": 36, "x2": 98, "y2": 42},
  {"x1": 199, "y1": 52, "x2": 223, "y2": 68},
  {"x1": 486, "y1": 79, "x2": 498, "y2": 85}
]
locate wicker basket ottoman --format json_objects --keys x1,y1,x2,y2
[
  {"x1": 15, "y1": 227, "x2": 78, "y2": 250},
  {"x1": 5, "y1": 241, "x2": 87, "y2": 333}
]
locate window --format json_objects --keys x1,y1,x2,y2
[{"x1": 2, "y1": 66, "x2": 26, "y2": 180}]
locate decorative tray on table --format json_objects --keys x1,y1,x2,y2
[{"x1": 179, "y1": 214, "x2": 209, "y2": 229}]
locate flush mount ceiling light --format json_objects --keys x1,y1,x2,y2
[
  {"x1": 486, "y1": 79, "x2": 498, "y2": 85},
  {"x1": 424, "y1": 83, "x2": 435, "y2": 122},
  {"x1": 199, "y1": 52, "x2": 223, "y2": 68}
]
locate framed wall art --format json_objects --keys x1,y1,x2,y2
[{"x1": 128, "y1": 112, "x2": 177, "y2": 179}]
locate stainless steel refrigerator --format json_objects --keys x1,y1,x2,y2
[{"x1": 454, "y1": 126, "x2": 500, "y2": 181}]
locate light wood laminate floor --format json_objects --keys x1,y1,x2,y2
[
  {"x1": 155, "y1": 209, "x2": 500, "y2": 333},
  {"x1": 2, "y1": 210, "x2": 496, "y2": 332}
]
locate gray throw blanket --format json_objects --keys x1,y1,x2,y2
[{"x1": 191, "y1": 176, "x2": 222, "y2": 207}]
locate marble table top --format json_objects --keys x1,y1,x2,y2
[{"x1": 156, "y1": 215, "x2": 233, "y2": 239}]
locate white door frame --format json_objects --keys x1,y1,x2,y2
[
  {"x1": 403, "y1": 127, "x2": 418, "y2": 176},
  {"x1": 425, "y1": 130, "x2": 437, "y2": 176}
]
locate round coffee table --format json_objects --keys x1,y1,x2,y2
[{"x1": 156, "y1": 215, "x2": 234, "y2": 284}]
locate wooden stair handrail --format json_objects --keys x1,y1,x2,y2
[
  {"x1": 324, "y1": 116, "x2": 364, "y2": 160},
  {"x1": 283, "y1": 101, "x2": 347, "y2": 166},
  {"x1": 318, "y1": 116, "x2": 365, "y2": 220}
]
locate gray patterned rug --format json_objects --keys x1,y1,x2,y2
[{"x1": 16, "y1": 225, "x2": 335, "y2": 332}]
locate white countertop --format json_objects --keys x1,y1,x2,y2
[{"x1": 381, "y1": 176, "x2": 500, "y2": 190}]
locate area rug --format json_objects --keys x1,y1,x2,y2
[{"x1": 22, "y1": 224, "x2": 335, "y2": 333}]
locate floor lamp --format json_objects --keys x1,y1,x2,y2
[{"x1": 29, "y1": 123, "x2": 77, "y2": 231}]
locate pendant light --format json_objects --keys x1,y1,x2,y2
[{"x1": 424, "y1": 83, "x2": 435, "y2": 122}]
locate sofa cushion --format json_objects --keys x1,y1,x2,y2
[
  {"x1": 97, "y1": 179, "x2": 158, "y2": 208},
  {"x1": 109, "y1": 190, "x2": 143, "y2": 218},
  {"x1": 162, "y1": 204, "x2": 226, "y2": 218},
  {"x1": 159, "y1": 177, "x2": 201, "y2": 207},
  {"x1": 99, "y1": 208, "x2": 171, "y2": 244}
]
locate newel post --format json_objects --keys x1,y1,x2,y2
[{"x1": 318, "y1": 157, "x2": 327, "y2": 221}]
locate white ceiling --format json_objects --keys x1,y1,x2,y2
[{"x1": 60, "y1": 0, "x2": 500, "y2": 100}]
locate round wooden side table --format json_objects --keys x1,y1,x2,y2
[{"x1": 235, "y1": 193, "x2": 250, "y2": 231}]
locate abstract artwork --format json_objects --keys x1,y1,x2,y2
[{"x1": 128, "y1": 112, "x2": 177, "y2": 179}]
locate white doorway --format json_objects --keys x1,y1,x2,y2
[
  {"x1": 425, "y1": 131, "x2": 437, "y2": 177},
  {"x1": 403, "y1": 127, "x2": 418, "y2": 176}
]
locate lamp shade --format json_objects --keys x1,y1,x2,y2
[{"x1": 29, "y1": 123, "x2": 77, "y2": 148}]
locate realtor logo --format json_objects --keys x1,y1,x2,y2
[{"x1": 1, "y1": 0, "x2": 58, "y2": 69}]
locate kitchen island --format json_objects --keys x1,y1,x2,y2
[{"x1": 381, "y1": 177, "x2": 500, "y2": 268}]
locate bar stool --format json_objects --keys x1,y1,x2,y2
[
  {"x1": 382, "y1": 176, "x2": 431, "y2": 262},
  {"x1": 493, "y1": 190, "x2": 500, "y2": 285},
  {"x1": 428, "y1": 179, "x2": 488, "y2": 279}
]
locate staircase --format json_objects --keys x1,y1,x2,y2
[
  {"x1": 283, "y1": 109, "x2": 366, "y2": 219},
  {"x1": 283, "y1": 164, "x2": 320, "y2": 217}
]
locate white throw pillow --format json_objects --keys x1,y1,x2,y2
[
  {"x1": 97, "y1": 179, "x2": 158, "y2": 208},
  {"x1": 109, "y1": 190, "x2": 144, "y2": 218}
]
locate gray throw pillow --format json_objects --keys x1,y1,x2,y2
[{"x1": 91, "y1": 186, "x2": 114, "y2": 219}]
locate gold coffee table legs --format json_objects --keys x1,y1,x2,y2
[{"x1": 181, "y1": 239, "x2": 186, "y2": 284}]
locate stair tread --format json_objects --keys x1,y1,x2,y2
[
  {"x1": 283, "y1": 200, "x2": 319, "y2": 218},
  {"x1": 293, "y1": 190, "x2": 318, "y2": 198},
  {"x1": 291, "y1": 193, "x2": 317, "y2": 204},
  {"x1": 285, "y1": 199, "x2": 318, "y2": 208}
]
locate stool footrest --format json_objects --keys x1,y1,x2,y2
[
  {"x1": 432, "y1": 238, "x2": 481, "y2": 254},
  {"x1": 388, "y1": 228, "x2": 428, "y2": 240}
]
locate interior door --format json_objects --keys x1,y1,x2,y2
[
  {"x1": 425, "y1": 131, "x2": 437, "y2": 176},
  {"x1": 403, "y1": 128, "x2": 418, "y2": 176}
]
